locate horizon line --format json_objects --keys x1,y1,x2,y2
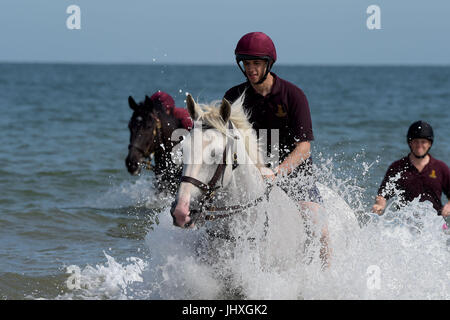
[{"x1": 1, "y1": 60, "x2": 450, "y2": 67}]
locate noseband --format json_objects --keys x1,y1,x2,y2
[{"x1": 181, "y1": 121, "x2": 238, "y2": 199}]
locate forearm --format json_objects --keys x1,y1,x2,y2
[{"x1": 275, "y1": 141, "x2": 311, "y2": 175}]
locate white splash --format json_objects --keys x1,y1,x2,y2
[
  {"x1": 58, "y1": 252, "x2": 147, "y2": 299},
  {"x1": 61, "y1": 156, "x2": 450, "y2": 300}
]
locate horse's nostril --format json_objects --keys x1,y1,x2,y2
[{"x1": 125, "y1": 159, "x2": 141, "y2": 175}]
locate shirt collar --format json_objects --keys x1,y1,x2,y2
[
  {"x1": 269, "y1": 72, "x2": 281, "y2": 96},
  {"x1": 406, "y1": 153, "x2": 434, "y2": 171}
]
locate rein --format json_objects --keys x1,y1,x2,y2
[{"x1": 198, "y1": 189, "x2": 270, "y2": 220}]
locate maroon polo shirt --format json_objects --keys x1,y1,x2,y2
[
  {"x1": 224, "y1": 73, "x2": 314, "y2": 164},
  {"x1": 378, "y1": 154, "x2": 450, "y2": 214}
]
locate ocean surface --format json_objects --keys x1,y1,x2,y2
[{"x1": 0, "y1": 63, "x2": 449, "y2": 300}]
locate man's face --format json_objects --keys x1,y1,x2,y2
[
  {"x1": 409, "y1": 138, "x2": 431, "y2": 158},
  {"x1": 243, "y1": 59, "x2": 267, "y2": 84}
]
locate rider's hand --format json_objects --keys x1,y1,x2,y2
[
  {"x1": 372, "y1": 204, "x2": 385, "y2": 215},
  {"x1": 260, "y1": 167, "x2": 277, "y2": 182},
  {"x1": 372, "y1": 196, "x2": 386, "y2": 215},
  {"x1": 441, "y1": 202, "x2": 450, "y2": 217}
]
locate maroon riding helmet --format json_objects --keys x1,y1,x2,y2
[
  {"x1": 235, "y1": 32, "x2": 277, "y2": 84},
  {"x1": 150, "y1": 91, "x2": 175, "y2": 113}
]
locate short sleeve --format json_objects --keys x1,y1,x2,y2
[
  {"x1": 443, "y1": 162, "x2": 450, "y2": 199},
  {"x1": 288, "y1": 89, "x2": 314, "y2": 142}
]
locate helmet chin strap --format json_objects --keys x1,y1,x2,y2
[
  {"x1": 409, "y1": 145, "x2": 431, "y2": 159},
  {"x1": 237, "y1": 59, "x2": 272, "y2": 85},
  {"x1": 412, "y1": 152, "x2": 427, "y2": 159},
  {"x1": 255, "y1": 60, "x2": 272, "y2": 85}
]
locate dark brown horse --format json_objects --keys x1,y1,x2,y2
[{"x1": 125, "y1": 95, "x2": 186, "y2": 195}]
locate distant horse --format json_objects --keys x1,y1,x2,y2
[{"x1": 125, "y1": 95, "x2": 185, "y2": 195}]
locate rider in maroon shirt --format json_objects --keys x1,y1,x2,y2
[
  {"x1": 150, "y1": 91, "x2": 193, "y2": 130},
  {"x1": 224, "y1": 32, "x2": 329, "y2": 267},
  {"x1": 372, "y1": 121, "x2": 450, "y2": 217},
  {"x1": 224, "y1": 32, "x2": 320, "y2": 204}
]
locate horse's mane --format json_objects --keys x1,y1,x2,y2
[{"x1": 194, "y1": 94, "x2": 264, "y2": 169}]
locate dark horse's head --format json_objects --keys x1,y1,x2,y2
[{"x1": 125, "y1": 95, "x2": 178, "y2": 175}]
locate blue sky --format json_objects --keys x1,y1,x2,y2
[{"x1": 1, "y1": 0, "x2": 449, "y2": 65}]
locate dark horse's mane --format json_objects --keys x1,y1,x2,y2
[{"x1": 126, "y1": 95, "x2": 184, "y2": 195}]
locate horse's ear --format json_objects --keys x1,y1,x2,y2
[
  {"x1": 220, "y1": 98, "x2": 231, "y2": 123},
  {"x1": 144, "y1": 95, "x2": 155, "y2": 110},
  {"x1": 128, "y1": 96, "x2": 139, "y2": 111},
  {"x1": 186, "y1": 94, "x2": 202, "y2": 121}
]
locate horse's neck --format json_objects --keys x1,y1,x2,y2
[
  {"x1": 154, "y1": 110, "x2": 182, "y2": 153},
  {"x1": 153, "y1": 129, "x2": 176, "y2": 172},
  {"x1": 153, "y1": 117, "x2": 185, "y2": 174},
  {"x1": 219, "y1": 127, "x2": 265, "y2": 201},
  {"x1": 154, "y1": 148, "x2": 177, "y2": 170},
  {"x1": 224, "y1": 161, "x2": 265, "y2": 203}
]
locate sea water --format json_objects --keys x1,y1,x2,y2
[{"x1": 0, "y1": 63, "x2": 449, "y2": 299}]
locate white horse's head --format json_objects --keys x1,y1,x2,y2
[{"x1": 170, "y1": 94, "x2": 266, "y2": 228}]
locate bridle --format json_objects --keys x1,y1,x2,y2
[
  {"x1": 171, "y1": 121, "x2": 270, "y2": 228},
  {"x1": 128, "y1": 113, "x2": 162, "y2": 170}
]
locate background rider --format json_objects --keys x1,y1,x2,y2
[{"x1": 372, "y1": 120, "x2": 450, "y2": 218}]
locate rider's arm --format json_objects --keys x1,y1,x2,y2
[
  {"x1": 276, "y1": 86, "x2": 313, "y2": 177},
  {"x1": 274, "y1": 141, "x2": 311, "y2": 176},
  {"x1": 442, "y1": 164, "x2": 450, "y2": 217},
  {"x1": 372, "y1": 162, "x2": 399, "y2": 215}
]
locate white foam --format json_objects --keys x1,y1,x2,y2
[
  {"x1": 58, "y1": 252, "x2": 147, "y2": 299},
  {"x1": 61, "y1": 156, "x2": 450, "y2": 300}
]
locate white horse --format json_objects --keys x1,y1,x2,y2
[
  {"x1": 168, "y1": 94, "x2": 333, "y2": 298},
  {"x1": 171, "y1": 94, "x2": 268, "y2": 229}
]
